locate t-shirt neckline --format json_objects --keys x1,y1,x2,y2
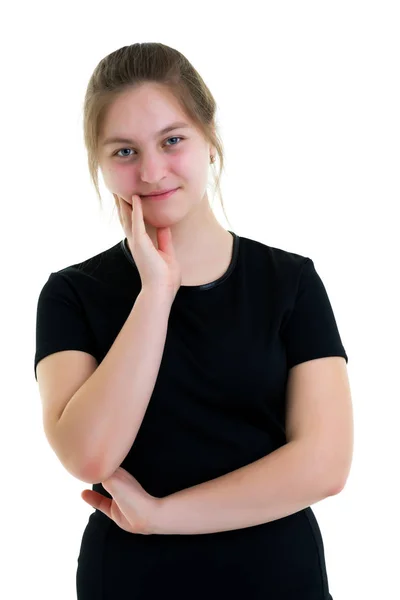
[{"x1": 119, "y1": 230, "x2": 239, "y2": 291}]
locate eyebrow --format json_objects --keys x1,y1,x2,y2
[{"x1": 101, "y1": 121, "x2": 191, "y2": 146}]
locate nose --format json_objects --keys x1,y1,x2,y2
[{"x1": 139, "y1": 153, "x2": 169, "y2": 184}]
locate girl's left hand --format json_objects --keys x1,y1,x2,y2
[{"x1": 81, "y1": 467, "x2": 160, "y2": 535}]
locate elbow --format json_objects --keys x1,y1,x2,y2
[
  {"x1": 309, "y1": 455, "x2": 350, "y2": 498},
  {"x1": 45, "y1": 419, "x2": 110, "y2": 484},
  {"x1": 79, "y1": 452, "x2": 123, "y2": 485},
  {"x1": 325, "y1": 464, "x2": 351, "y2": 496},
  {"x1": 58, "y1": 454, "x2": 102, "y2": 484},
  {"x1": 328, "y1": 454, "x2": 353, "y2": 496},
  {"x1": 57, "y1": 440, "x2": 107, "y2": 484},
  {"x1": 314, "y1": 440, "x2": 353, "y2": 497},
  {"x1": 77, "y1": 454, "x2": 111, "y2": 485},
  {"x1": 61, "y1": 442, "x2": 125, "y2": 484},
  {"x1": 327, "y1": 478, "x2": 346, "y2": 497}
]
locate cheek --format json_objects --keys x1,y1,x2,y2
[
  {"x1": 171, "y1": 154, "x2": 187, "y2": 169},
  {"x1": 103, "y1": 164, "x2": 133, "y2": 189},
  {"x1": 173, "y1": 157, "x2": 201, "y2": 185},
  {"x1": 104, "y1": 155, "x2": 191, "y2": 189},
  {"x1": 106, "y1": 163, "x2": 128, "y2": 178}
]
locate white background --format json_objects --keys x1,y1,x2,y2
[{"x1": 1, "y1": 1, "x2": 399, "y2": 598}]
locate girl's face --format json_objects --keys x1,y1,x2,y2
[{"x1": 98, "y1": 82, "x2": 215, "y2": 230}]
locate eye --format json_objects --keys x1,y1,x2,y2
[
  {"x1": 165, "y1": 136, "x2": 183, "y2": 147},
  {"x1": 113, "y1": 136, "x2": 184, "y2": 158}
]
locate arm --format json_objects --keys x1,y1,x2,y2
[
  {"x1": 153, "y1": 439, "x2": 343, "y2": 535},
  {"x1": 152, "y1": 356, "x2": 353, "y2": 536},
  {"x1": 55, "y1": 287, "x2": 173, "y2": 484}
]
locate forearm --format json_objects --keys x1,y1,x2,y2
[
  {"x1": 57, "y1": 288, "x2": 173, "y2": 484},
  {"x1": 154, "y1": 440, "x2": 343, "y2": 535}
]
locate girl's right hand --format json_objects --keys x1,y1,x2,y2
[{"x1": 116, "y1": 194, "x2": 182, "y2": 299}]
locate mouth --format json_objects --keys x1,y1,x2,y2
[{"x1": 140, "y1": 188, "x2": 179, "y2": 201}]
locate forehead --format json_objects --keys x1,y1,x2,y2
[{"x1": 101, "y1": 83, "x2": 192, "y2": 139}]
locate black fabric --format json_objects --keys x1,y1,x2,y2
[{"x1": 34, "y1": 231, "x2": 347, "y2": 599}]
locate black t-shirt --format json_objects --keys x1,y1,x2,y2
[{"x1": 35, "y1": 231, "x2": 346, "y2": 599}]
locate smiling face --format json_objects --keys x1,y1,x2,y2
[{"x1": 98, "y1": 82, "x2": 216, "y2": 230}]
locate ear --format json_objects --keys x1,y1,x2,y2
[
  {"x1": 210, "y1": 143, "x2": 217, "y2": 161},
  {"x1": 209, "y1": 125, "x2": 217, "y2": 158}
]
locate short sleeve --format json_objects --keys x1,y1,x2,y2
[
  {"x1": 34, "y1": 272, "x2": 97, "y2": 381},
  {"x1": 281, "y1": 258, "x2": 348, "y2": 369}
]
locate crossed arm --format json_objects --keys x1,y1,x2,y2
[{"x1": 153, "y1": 357, "x2": 353, "y2": 535}]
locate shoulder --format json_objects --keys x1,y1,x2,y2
[
  {"x1": 38, "y1": 239, "x2": 129, "y2": 296},
  {"x1": 238, "y1": 234, "x2": 310, "y2": 284}
]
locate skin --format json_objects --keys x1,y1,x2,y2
[
  {"x1": 81, "y1": 467, "x2": 159, "y2": 535},
  {"x1": 81, "y1": 82, "x2": 234, "y2": 529},
  {"x1": 97, "y1": 82, "x2": 233, "y2": 285}
]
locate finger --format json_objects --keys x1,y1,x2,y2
[
  {"x1": 117, "y1": 195, "x2": 137, "y2": 240},
  {"x1": 81, "y1": 490, "x2": 112, "y2": 518},
  {"x1": 115, "y1": 195, "x2": 127, "y2": 226},
  {"x1": 157, "y1": 227, "x2": 174, "y2": 255},
  {"x1": 132, "y1": 195, "x2": 146, "y2": 238}
]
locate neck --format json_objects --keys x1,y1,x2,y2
[{"x1": 145, "y1": 198, "x2": 228, "y2": 269}]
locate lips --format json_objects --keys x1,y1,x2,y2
[
  {"x1": 142, "y1": 188, "x2": 176, "y2": 196},
  {"x1": 141, "y1": 188, "x2": 179, "y2": 201}
]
